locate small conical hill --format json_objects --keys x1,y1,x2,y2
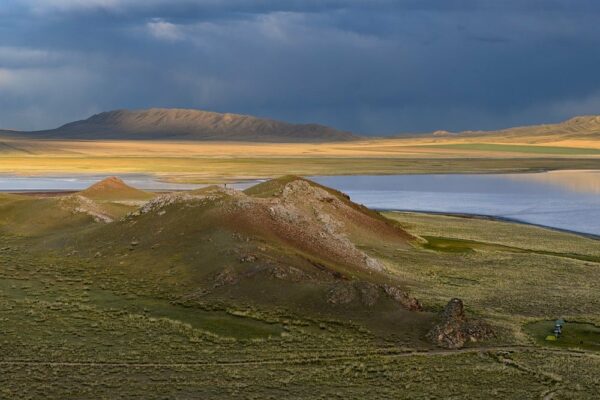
[{"x1": 79, "y1": 176, "x2": 154, "y2": 201}]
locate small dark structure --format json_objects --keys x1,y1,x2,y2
[
  {"x1": 554, "y1": 326, "x2": 562, "y2": 336},
  {"x1": 553, "y1": 318, "x2": 565, "y2": 338}
]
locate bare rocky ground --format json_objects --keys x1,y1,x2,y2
[{"x1": 59, "y1": 195, "x2": 116, "y2": 223}]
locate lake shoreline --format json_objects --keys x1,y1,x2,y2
[
  {"x1": 2, "y1": 171, "x2": 599, "y2": 238},
  {"x1": 383, "y1": 209, "x2": 600, "y2": 240}
]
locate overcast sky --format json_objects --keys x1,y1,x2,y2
[{"x1": 1, "y1": 0, "x2": 599, "y2": 134}]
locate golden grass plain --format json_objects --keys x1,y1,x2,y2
[{"x1": 1, "y1": 132, "x2": 600, "y2": 183}]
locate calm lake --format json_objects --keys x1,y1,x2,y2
[
  {"x1": 0, "y1": 175, "x2": 260, "y2": 192},
  {"x1": 1, "y1": 170, "x2": 599, "y2": 236},
  {"x1": 312, "y1": 170, "x2": 600, "y2": 237}
]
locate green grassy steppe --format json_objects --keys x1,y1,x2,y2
[
  {"x1": 422, "y1": 143, "x2": 600, "y2": 155},
  {"x1": 0, "y1": 178, "x2": 599, "y2": 398}
]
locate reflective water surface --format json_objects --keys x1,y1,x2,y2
[
  {"x1": 312, "y1": 171, "x2": 600, "y2": 236},
  {"x1": 0, "y1": 174, "x2": 256, "y2": 191}
]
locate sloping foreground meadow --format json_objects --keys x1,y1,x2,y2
[{"x1": 0, "y1": 176, "x2": 599, "y2": 398}]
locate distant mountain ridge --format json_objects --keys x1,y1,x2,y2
[
  {"x1": 22, "y1": 108, "x2": 357, "y2": 142},
  {"x1": 4, "y1": 110, "x2": 600, "y2": 142}
]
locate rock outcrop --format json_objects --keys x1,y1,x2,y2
[
  {"x1": 325, "y1": 281, "x2": 421, "y2": 310},
  {"x1": 382, "y1": 284, "x2": 423, "y2": 311},
  {"x1": 426, "y1": 298, "x2": 493, "y2": 349},
  {"x1": 59, "y1": 195, "x2": 114, "y2": 223},
  {"x1": 327, "y1": 284, "x2": 356, "y2": 304}
]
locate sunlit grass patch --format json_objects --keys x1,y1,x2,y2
[
  {"x1": 421, "y1": 143, "x2": 600, "y2": 154},
  {"x1": 524, "y1": 320, "x2": 600, "y2": 351}
]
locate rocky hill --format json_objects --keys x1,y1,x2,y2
[
  {"x1": 0, "y1": 176, "x2": 500, "y2": 349},
  {"x1": 3, "y1": 176, "x2": 421, "y2": 313},
  {"x1": 98, "y1": 176, "x2": 421, "y2": 312},
  {"x1": 25, "y1": 108, "x2": 357, "y2": 142}
]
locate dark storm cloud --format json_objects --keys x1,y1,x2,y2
[{"x1": 1, "y1": 0, "x2": 600, "y2": 134}]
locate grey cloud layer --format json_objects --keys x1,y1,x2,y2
[{"x1": 1, "y1": 0, "x2": 599, "y2": 133}]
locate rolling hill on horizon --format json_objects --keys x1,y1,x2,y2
[
  {"x1": 12, "y1": 108, "x2": 357, "y2": 142},
  {"x1": 456, "y1": 115, "x2": 600, "y2": 140},
  {"x1": 410, "y1": 115, "x2": 600, "y2": 143},
  {"x1": 4, "y1": 108, "x2": 600, "y2": 144}
]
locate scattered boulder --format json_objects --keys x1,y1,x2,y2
[
  {"x1": 60, "y1": 195, "x2": 114, "y2": 223},
  {"x1": 133, "y1": 188, "x2": 230, "y2": 216},
  {"x1": 382, "y1": 284, "x2": 423, "y2": 311},
  {"x1": 355, "y1": 282, "x2": 380, "y2": 306},
  {"x1": 269, "y1": 265, "x2": 307, "y2": 281},
  {"x1": 364, "y1": 256, "x2": 384, "y2": 271},
  {"x1": 240, "y1": 254, "x2": 257, "y2": 263},
  {"x1": 327, "y1": 284, "x2": 356, "y2": 304},
  {"x1": 213, "y1": 267, "x2": 239, "y2": 287},
  {"x1": 426, "y1": 298, "x2": 494, "y2": 349}
]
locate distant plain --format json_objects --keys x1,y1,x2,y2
[{"x1": 1, "y1": 137, "x2": 599, "y2": 183}]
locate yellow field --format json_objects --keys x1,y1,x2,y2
[
  {"x1": 2, "y1": 134, "x2": 600, "y2": 157},
  {"x1": 1, "y1": 133, "x2": 599, "y2": 182}
]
